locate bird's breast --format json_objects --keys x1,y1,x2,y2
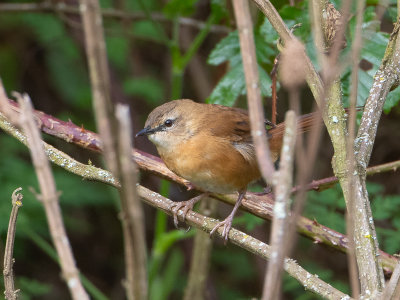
[{"x1": 157, "y1": 133, "x2": 261, "y2": 194}]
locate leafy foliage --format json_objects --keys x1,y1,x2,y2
[
  {"x1": 207, "y1": 30, "x2": 274, "y2": 105},
  {"x1": 305, "y1": 182, "x2": 400, "y2": 255}
]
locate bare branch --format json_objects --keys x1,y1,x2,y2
[
  {"x1": 3, "y1": 188, "x2": 23, "y2": 300},
  {"x1": 0, "y1": 2, "x2": 230, "y2": 34}
]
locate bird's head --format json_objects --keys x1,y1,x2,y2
[{"x1": 136, "y1": 99, "x2": 201, "y2": 152}]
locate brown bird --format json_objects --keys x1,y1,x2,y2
[{"x1": 136, "y1": 99, "x2": 316, "y2": 242}]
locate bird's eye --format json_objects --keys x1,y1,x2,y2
[{"x1": 164, "y1": 119, "x2": 173, "y2": 127}]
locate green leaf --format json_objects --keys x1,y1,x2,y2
[
  {"x1": 260, "y1": 17, "x2": 279, "y2": 44},
  {"x1": 207, "y1": 28, "x2": 274, "y2": 105},
  {"x1": 207, "y1": 31, "x2": 241, "y2": 67},
  {"x1": 207, "y1": 64, "x2": 244, "y2": 106},
  {"x1": 361, "y1": 32, "x2": 389, "y2": 67},
  {"x1": 384, "y1": 85, "x2": 400, "y2": 113}
]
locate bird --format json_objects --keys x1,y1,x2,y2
[{"x1": 136, "y1": 99, "x2": 317, "y2": 243}]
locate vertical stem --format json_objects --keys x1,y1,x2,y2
[
  {"x1": 262, "y1": 111, "x2": 297, "y2": 300},
  {"x1": 116, "y1": 104, "x2": 148, "y2": 300},
  {"x1": 345, "y1": 0, "x2": 366, "y2": 297}
]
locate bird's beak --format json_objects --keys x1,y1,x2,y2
[{"x1": 136, "y1": 126, "x2": 152, "y2": 138}]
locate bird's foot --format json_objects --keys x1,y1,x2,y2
[
  {"x1": 169, "y1": 193, "x2": 207, "y2": 229},
  {"x1": 210, "y1": 215, "x2": 234, "y2": 245}
]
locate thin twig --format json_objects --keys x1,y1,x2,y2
[
  {"x1": 115, "y1": 104, "x2": 148, "y2": 299},
  {"x1": 232, "y1": 0, "x2": 275, "y2": 186},
  {"x1": 262, "y1": 110, "x2": 296, "y2": 300},
  {"x1": 0, "y1": 2, "x2": 230, "y2": 34},
  {"x1": 270, "y1": 54, "x2": 280, "y2": 124},
  {"x1": 16, "y1": 94, "x2": 89, "y2": 300},
  {"x1": 3, "y1": 188, "x2": 23, "y2": 300}
]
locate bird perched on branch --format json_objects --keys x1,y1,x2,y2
[{"x1": 136, "y1": 99, "x2": 317, "y2": 242}]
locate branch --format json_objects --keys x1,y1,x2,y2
[
  {"x1": 3, "y1": 188, "x2": 23, "y2": 300},
  {"x1": 0, "y1": 2, "x2": 230, "y2": 34},
  {"x1": 137, "y1": 186, "x2": 352, "y2": 300}
]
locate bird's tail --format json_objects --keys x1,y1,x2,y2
[
  {"x1": 268, "y1": 108, "x2": 362, "y2": 154},
  {"x1": 267, "y1": 112, "x2": 321, "y2": 154}
]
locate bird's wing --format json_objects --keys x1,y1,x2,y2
[{"x1": 207, "y1": 105, "x2": 253, "y2": 143}]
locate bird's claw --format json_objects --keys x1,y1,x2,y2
[
  {"x1": 170, "y1": 201, "x2": 194, "y2": 229},
  {"x1": 210, "y1": 217, "x2": 233, "y2": 245}
]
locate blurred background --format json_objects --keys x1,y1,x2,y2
[{"x1": 0, "y1": 0, "x2": 400, "y2": 299}]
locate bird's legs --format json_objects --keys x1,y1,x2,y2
[
  {"x1": 210, "y1": 190, "x2": 246, "y2": 244},
  {"x1": 170, "y1": 193, "x2": 210, "y2": 228}
]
